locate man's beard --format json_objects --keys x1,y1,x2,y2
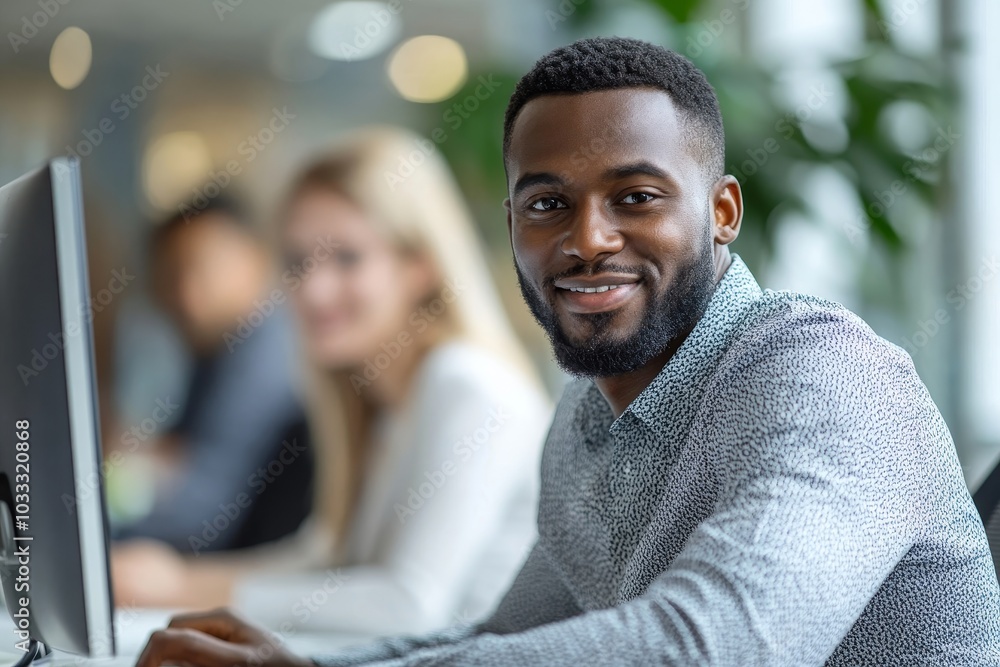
[{"x1": 514, "y1": 242, "x2": 717, "y2": 378}]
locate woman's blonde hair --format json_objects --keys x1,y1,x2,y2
[{"x1": 280, "y1": 126, "x2": 542, "y2": 562}]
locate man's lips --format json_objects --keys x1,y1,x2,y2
[{"x1": 553, "y1": 274, "x2": 641, "y2": 314}]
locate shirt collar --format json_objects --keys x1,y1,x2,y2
[{"x1": 596, "y1": 253, "x2": 763, "y2": 432}]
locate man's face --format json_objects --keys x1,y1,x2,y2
[
  {"x1": 505, "y1": 88, "x2": 718, "y2": 377},
  {"x1": 152, "y1": 213, "x2": 268, "y2": 351}
]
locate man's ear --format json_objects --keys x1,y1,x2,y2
[
  {"x1": 711, "y1": 175, "x2": 743, "y2": 246},
  {"x1": 503, "y1": 198, "x2": 514, "y2": 249}
]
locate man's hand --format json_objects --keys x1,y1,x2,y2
[{"x1": 135, "y1": 607, "x2": 314, "y2": 667}]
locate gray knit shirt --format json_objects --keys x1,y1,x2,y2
[{"x1": 312, "y1": 255, "x2": 1000, "y2": 666}]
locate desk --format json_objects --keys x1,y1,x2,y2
[{"x1": 0, "y1": 609, "x2": 375, "y2": 666}]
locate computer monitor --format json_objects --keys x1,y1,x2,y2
[{"x1": 0, "y1": 158, "x2": 116, "y2": 661}]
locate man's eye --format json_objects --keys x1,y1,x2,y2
[
  {"x1": 529, "y1": 197, "x2": 565, "y2": 212},
  {"x1": 621, "y1": 192, "x2": 655, "y2": 204}
]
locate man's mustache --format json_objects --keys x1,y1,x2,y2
[{"x1": 542, "y1": 261, "x2": 650, "y2": 288}]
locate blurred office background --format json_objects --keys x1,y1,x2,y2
[{"x1": 0, "y1": 0, "x2": 997, "y2": 513}]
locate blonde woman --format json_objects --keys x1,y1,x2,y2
[{"x1": 112, "y1": 127, "x2": 553, "y2": 636}]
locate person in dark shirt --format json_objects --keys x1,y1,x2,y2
[{"x1": 113, "y1": 197, "x2": 312, "y2": 560}]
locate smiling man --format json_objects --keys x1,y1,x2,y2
[{"x1": 136, "y1": 37, "x2": 1000, "y2": 666}]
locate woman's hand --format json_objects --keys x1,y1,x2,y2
[
  {"x1": 136, "y1": 608, "x2": 314, "y2": 667},
  {"x1": 112, "y1": 539, "x2": 190, "y2": 608}
]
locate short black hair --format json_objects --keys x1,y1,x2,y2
[
  {"x1": 148, "y1": 194, "x2": 252, "y2": 255},
  {"x1": 503, "y1": 36, "x2": 725, "y2": 182}
]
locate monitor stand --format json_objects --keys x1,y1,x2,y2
[{"x1": 0, "y1": 501, "x2": 51, "y2": 666}]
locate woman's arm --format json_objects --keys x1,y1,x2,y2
[{"x1": 112, "y1": 515, "x2": 334, "y2": 609}]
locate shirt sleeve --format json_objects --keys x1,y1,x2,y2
[
  {"x1": 235, "y1": 349, "x2": 551, "y2": 637},
  {"x1": 119, "y1": 316, "x2": 302, "y2": 551},
  {"x1": 307, "y1": 308, "x2": 936, "y2": 666},
  {"x1": 118, "y1": 399, "x2": 301, "y2": 551}
]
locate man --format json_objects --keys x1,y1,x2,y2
[
  {"x1": 114, "y1": 197, "x2": 311, "y2": 558},
  {"x1": 134, "y1": 37, "x2": 1000, "y2": 666}
]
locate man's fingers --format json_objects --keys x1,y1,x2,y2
[
  {"x1": 135, "y1": 627, "x2": 253, "y2": 667},
  {"x1": 166, "y1": 607, "x2": 254, "y2": 642}
]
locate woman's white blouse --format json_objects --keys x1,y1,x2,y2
[{"x1": 229, "y1": 340, "x2": 553, "y2": 636}]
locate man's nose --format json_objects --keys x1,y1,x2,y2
[{"x1": 560, "y1": 200, "x2": 624, "y2": 262}]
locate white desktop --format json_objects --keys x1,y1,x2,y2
[{"x1": 0, "y1": 606, "x2": 374, "y2": 666}]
